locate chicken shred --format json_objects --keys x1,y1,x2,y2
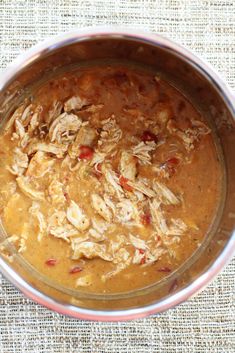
[
  {"x1": 66, "y1": 200, "x2": 90, "y2": 231},
  {"x1": 132, "y1": 141, "x2": 156, "y2": 165},
  {"x1": 16, "y1": 176, "x2": 45, "y2": 201},
  {"x1": 48, "y1": 179, "x2": 65, "y2": 205},
  {"x1": 153, "y1": 180, "x2": 180, "y2": 205},
  {"x1": 98, "y1": 117, "x2": 122, "y2": 154},
  {"x1": 119, "y1": 151, "x2": 137, "y2": 181},
  {"x1": 49, "y1": 112, "x2": 82, "y2": 144},
  {"x1": 64, "y1": 95, "x2": 88, "y2": 112},
  {"x1": 8, "y1": 148, "x2": 28, "y2": 176},
  {"x1": 72, "y1": 241, "x2": 113, "y2": 261},
  {"x1": 91, "y1": 194, "x2": 113, "y2": 222},
  {"x1": 26, "y1": 151, "x2": 54, "y2": 178}
]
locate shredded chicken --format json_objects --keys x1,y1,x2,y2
[
  {"x1": 16, "y1": 176, "x2": 44, "y2": 201},
  {"x1": 153, "y1": 180, "x2": 180, "y2": 205},
  {"x1": 167, "y1": 218, "x2": 187, "y2": 236},
  {"x1": 46, "y1": 100, "x2": 63, "y2": 124},
  {"x1": 29, "y1": 202, "x2": 47, "y2": 241},
  {"x1": 89, "y1": 217, "x2": 109, "y2": 241},
  {"x1": 119, "y1": 151, "x2": 137, "y2": 181},
  {"x1": 64, "y1": 95, "x2": 88, "y2": 112},
  {"x1": 4, "y1": 104, "x2": 27, "y2": 133},
  {"x1": 143, "y1": 247, "x2": 167, "y2": 266},
  {"x1": 8, "y1": 147, "x2": 28, "y2": 176},
  {"x1": 4, "y1": 103, "x2": 34, "y2": 135},
  {"x1": 128, "y1": 178, "x2": 156, "y2": 198},
  {"x1": 167, "y1": 118, "x2": 211, "y2": 151},
  {"x1": 48, "y1": 179, "x2": 65, "y2": 205},
  {"x1": 102, "y1": 247, "x2": 131, "y2": 281},
  {"x1": 132, "y1": 141, "x2": 156, "y2": 164},
  {"x1": 66, "y1": 200, "x2": 90, "y2": 231},
  {"x1": 68, "y1": 125, "x2": 96, "y2": 159},
  {"x1": 49, "y1": 112, "x2": 82, "y2": 144},
  {"x1": 98, "y1": 117, "x2": 122, "y2": 154},
  {"x1": 15, "y1": 119, "x2": 25, "y2": 140},
  {"x1": 26, "y1": 151, "x2": 54, "y2": 178},
  {"x1": 102, "y1": 165, "x2": 124, "y2": 199},
  {"x1": 28, "y1": 112, "x2": 39, "y2": 134},
  {"x1": 72, "y1": 241, "x2": 113, "y2": 261},
  {"x1": 76, "y1": 274, "x2": 92, "y2": 287},
  {"x1": 27, "y1": 141, "x2": 67, "y2": 158},
  {"x1": 90, "y1": 151, "x2": 106, "y2": 168},
  {"x1": 91, "y1": 194, "x2": 112, "y2": 222},
  {"x1": 49, "y1": 224, "x2": 78, "y2": 242},
  {"x1": 129, "y1": 234, "x2": 148, "y2": 250},
  {"x1": 150, "y1": 198, "x2": 187, "y2": 238},
  {"x1": 116, "y1": 199, "x2": 139, "y2": 223},
  {"x1": 149, "y1": 198, "x2": 169, "y2": 235},
  {"x1": 48, "y1": 210, "x2": 67, "y2": 228},
  {"x1": 18, "y1": 223, "x2": 29, "y2": 253}
]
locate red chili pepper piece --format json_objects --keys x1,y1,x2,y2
[
  {"x1": 45, "y1": 258, "x2": 57, "y2": 266},
  {"x1": 140, "y1": 213, "x2": 151, "y2": 226},
  {"x1": 161, "y1": 157, "x2": 180, "y2": 176},
  {"x1": 156, "y1": 235, "x2": 162, "y2": 242},
  {"x1": 119, "y1": 175, "x2": 133, "y2": 192},
  {"x1": 142, "y1": 130, "x2": 158, "y2": 143},
  {"x1": 157, "y1": 267, "x2": 171, "y2": 273},
  {"x1": 63, "y1": 192, "x2": 70, "y2": 202},
  {"x1": 79, "y1": 146, "x2": 94, "y2": 160},
  {"x1": 140, "y1": 256, "x2": 146, "y2": 265},
  {"x1": 166, "y1": 157, "x2": 180, "y2": 165},
  {"x1": 137, "y1": 249, "x2": 146, "y2": 264},
  {"x1": 69, "y1": 266, "x2": 83, "y2": 274}
]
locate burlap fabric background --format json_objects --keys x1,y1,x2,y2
[{"x1": 0, "y1": 1, "x2": 234, "y2": 352}]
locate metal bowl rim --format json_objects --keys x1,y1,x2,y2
[{"x1": 0, "y1": 26, "x2": 234, "y2": 321}]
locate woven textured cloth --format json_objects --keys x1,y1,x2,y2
[{"x1": 0, "y1": 1, "x2": 234, "y2": 352}]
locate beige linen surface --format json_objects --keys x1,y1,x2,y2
[{"x1": 0, "y1": 1, "x2": 234, "y2": 352}]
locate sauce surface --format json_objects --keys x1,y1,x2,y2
[{"x1": 0, "y1": 64, "x2": 222, "y2": 293}]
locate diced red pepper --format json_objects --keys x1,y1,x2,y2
[
  {"x1": 63, "y1": 192, "x2": 70, "y2": 202},
  {"x1": 140, "y1": 213, "x2": 151, "y2": 226},
  {"x1": 119, "y1": 175, "x2": 133, "y2": 192},
  {"x1": 161, "y1": 157, "x2": 180, "y2": 176},
  {"x1": 140, "y1": 256, "x2": 146, "y2": 265},
  {"x1": 79, "y1": 146, "x2": 94, "y2": 160},
  {"x1": 142, "y1": 130, "x2": 158, "y2": 143},
  {"x1": 45, "y1": 258, "x2": 57, "y2": 266},
  {"x1": 137, "y1": 249, "x2": 146, "y2": 264},
  {"x1": 69, "y1": 266, "x2": 83, "y2": 274},
  {"x1": 157, "y1": 267, "x2": 171, "y2": 273},
  {"x1": 155, "y1": 235, "x2": 162, "y2": 242},
  {"x1": 166, "y1": 157, "x2": 180, "y2": 165}
]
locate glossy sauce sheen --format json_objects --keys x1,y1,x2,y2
[{"x1": 0, "y1": 64, "x2": 222, "y2": 293}]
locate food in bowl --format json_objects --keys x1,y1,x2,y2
[{"x1": 0, "y1": 63, "x2": 222, "y2": 293}]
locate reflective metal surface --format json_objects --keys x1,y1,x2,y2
[{"x1": 0, "y1": 28, "x2": 234, "y2": 321}]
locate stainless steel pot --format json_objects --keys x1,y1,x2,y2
[{"x1": 0, "y1": 28, "x2": 234, "y2": 321}]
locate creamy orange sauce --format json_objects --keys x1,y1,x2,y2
[{"x1": 0, "y1": 64, "x2": 221, "y2": 293}]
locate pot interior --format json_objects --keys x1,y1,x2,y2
[{"x1": 0, "y1": 34, "x2": 234, "y2": 314}]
